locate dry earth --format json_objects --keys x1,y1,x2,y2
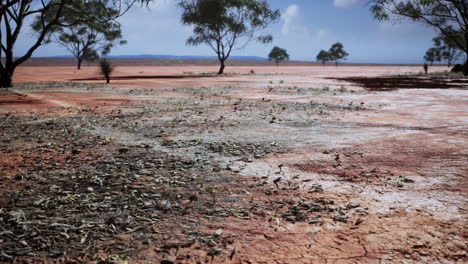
[{"x1": 0, "y1": 65, "x2": 467, "y2": 264}]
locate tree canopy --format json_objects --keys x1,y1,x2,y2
[
  {"x1": 179, "y1": 0, "x2": 280, "y2": 74},
  {"x1": 33, "y1": 0, "x2": 127, "y2": 70},
  {"x1": 329, "y1": 42, "x2": 349, "y2": 66},
  {"x1": 0, "y1": 0, "x2": 153, "y2": 88},
  {"x1": 424, "y1": 47, "x2": 441, "y2": 66},
  {"x1": 369, "y1": 0, "x2": 468, "y2": 74},
  {"x1": 432, "y1": 27, "x2": 464, "y2": 67},
  {"x1": 268, "y1": 46, "x2": 289, "y2": 67},
  {"x1": 316, "y1": 50, "x2": 332, "y2": 64}
]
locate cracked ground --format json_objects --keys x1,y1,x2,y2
[{"x1": 0, "y1": 65, "x2": 467, "y2": 264}]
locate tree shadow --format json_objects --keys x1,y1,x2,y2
[{"x1": 329, "y1": 76, "x2": 468, "y2": 91}]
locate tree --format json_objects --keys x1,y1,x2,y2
[
  {"x1": 316, "y1": 50, "x2": 331, "y2": 64},
  {"x1": 424, "y1": 47, "x2": 442, "y2": 66},
  {"x1": 0, "y1": 0, "x2": 152, "y2": 88},
  {"x1": 179, "y1": 0, "x2": 280, "y2": 74},
  {"x1": 268, "y1": 46, "x2": 289, "y2": 67},
  {"x1": 329, "y1": 42, "x2": 349, "y2": 66},
  {"x1": 99, "y1": 59, "x2": 114, "y2": 84},
  {"x1": 369, "y1": 0, "x2": 468, "y2": 75},
  {"x1": 432, "y1": 27, "x2": 464, "y2": 67},
  {"x1": 33, "y1": 1, "x2": 127, "y2": 70}
]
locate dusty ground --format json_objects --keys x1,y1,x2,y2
[{"x1": 0, "y1": 65, "x2": 467, "y2": 264}]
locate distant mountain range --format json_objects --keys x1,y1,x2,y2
[{"x1": 51, "y1": 54, "x2": 268, "y2": 60}]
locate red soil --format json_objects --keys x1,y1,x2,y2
[{"x1": 1, "y1": 64, "x2": 466, "y2": 263}]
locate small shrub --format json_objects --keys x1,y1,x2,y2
[
  {"x1": 423, "y1": 63, "x2": 428, "y2": 74},
  {"x1": 99, "y1": 59, "x2": 114, "y2": 84},
  {"x1": 250, "y1": 69, "x2": 255, "y2": 75},
  {"x1": 451, "y1": 64, "x2": 463, "y2": 73}
]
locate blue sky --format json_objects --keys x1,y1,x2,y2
[{"x1": 17, "y1": 0, "x2": 438, "y2": 64}]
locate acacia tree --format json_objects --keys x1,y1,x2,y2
[
  {"x1": 33, "y1": 1, "x2": 127, "y2": 70},
  {"x1": 0, "y1": 0, "x2": 152, "y2": 88},
  {"x1": 268, "y1": 46, "x2": 289, "y2": 67},
  {"x1": 432, "y1": 27, "x2": 464, "y2": 67},
  {"x1": 316, "y1": 49, "x2": 331, "y2": 64},
  {"x1": 329, "y1": 42, "x2": 349, "y2": 66},
  {"x1": 179, "y1": 0, "x2": 280, "y2": 74},
  {"x1": 424, "y1": 47, "x2": 441, "y2": 66},
  {"x1": 369, "y1": 0, "x2": 468, "y2": 75}
]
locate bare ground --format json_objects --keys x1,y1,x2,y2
[{"x1": 0, "y1": 65, "x2": 466, "y2": 264}]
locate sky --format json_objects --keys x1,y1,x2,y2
[{"x1": 17, "y1": 0, "x2": 439, "y2": 64}]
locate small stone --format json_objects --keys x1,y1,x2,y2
[
  {"x1": 347, "y1": 202, "x2": 360, "y2": 209},
  {"x1": 213, "y1": 229, "x2": 223, "y2": 237},
  {"x1": 333, "y1": 215, "x2": 348, "y2": 223},
  {"x1": 308, "y1": 219, "x2": 324, "y2": 225}
]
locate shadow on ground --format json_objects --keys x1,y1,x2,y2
[{"x1": 330, "y1": 76, "x2": 468, "y2": 91}]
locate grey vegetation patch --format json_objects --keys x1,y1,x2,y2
[
  {"x1": 0, "y1": 114, "x2": 241, "y2": 260},
  {"x1": 0, "y1": 112, "x2": 361, "y2": 262},
  {"x1": 394, "y1": 71, "x2": 466, "y2": 79},
  {"x1": 267, "y1": 85, "x2": 367, "y2": 96},
  {"x1": 161, "y1": 139, "x2": 288, "y2": 159},
  {"x1": 13, "y1": 81, "x2": 105, "y2": 91},
  {"x1": 205, "y1": 140, "x2": 287, "y2": 158}
]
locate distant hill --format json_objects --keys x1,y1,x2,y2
[{"x1": 51, "y1": 54, "x2": 268, "y2": 60}]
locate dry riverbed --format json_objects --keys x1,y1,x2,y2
[{"x1": 0, "y1": 66, "x2": 467, "y2": 264}]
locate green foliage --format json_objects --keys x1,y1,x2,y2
[
  {"x1": 424, "y1": 47, "x2": 442, "y2": 65},
  {"x1": 316, "y1": 50, "x2": 332, "y2": 64},
  {"x1": 329, "y1": 42, "x2": 349, "y2": 64},
  {"x1": 99, "y1": 59, "x2": 114, "y2": 84},
  {"x1": 316, "y1": 43, "x2": 348, "y2": 66},
  {"x1": 32, "y1": 0, "x2": 126, "y2": 70},
  {"x1": 0, "y1": 0, "x2": 154, "y2": 87},
  {"x1": 432, "y1": 27, "x2": 464, "y2": 67},
  {"x1": 179, "y1": 0, "x2": 280, "y2": 74},
  {"x1": 268, "y1": 46, "x2": 289, "y2": 66}
]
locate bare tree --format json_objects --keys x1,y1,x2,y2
[{"x1": 0, "y1": 0, "x2": 152, "y2": 88}]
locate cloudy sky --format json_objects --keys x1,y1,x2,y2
[{"x1": 17, "y1": 0, "x2": 437, "y2": 64}]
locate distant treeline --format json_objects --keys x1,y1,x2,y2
[{"x1": 22, "y1": 58, "x2": 434, "y2": 67}]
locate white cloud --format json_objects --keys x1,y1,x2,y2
[
  {"x1": 281, "y1": 4, "x2": 300, "y2": 35},
  {"x1": 281, "y1": 4, "x2": 311, "y2": 37},
  {"x1": 333, "y1": 0, "x2": 360, "y2": 8}
]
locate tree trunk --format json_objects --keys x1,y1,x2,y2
[
  {"x1": 464, "y1": 57, "x2": 468, "y2": 76},
  {"x1": 464, "y1": 32, "x2": 468, "y2": 76},
  {"x1": 105, "y1": 76, "x2": 110, "y2": 84},
  {"x1": 218, "y1": 60, "x2": 225, "y2": 74},
  {"x1": 77, "y1": 59, "x2": 82, "y2": 70},
  {"x1": 0, "y1": 68, "x2": 14, "y2": 88},
  {"x1": 335, "y1": 61, "x2": 338, "y2": 67}
]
